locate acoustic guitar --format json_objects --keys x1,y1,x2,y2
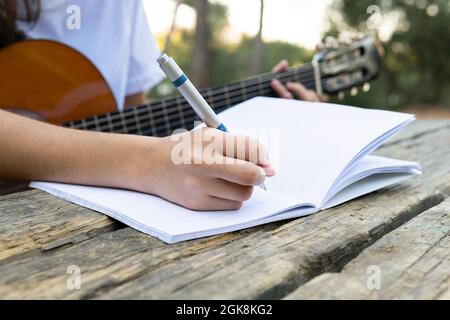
[
  {"x1": 0, "y1": 36, "x2": 382, "y2": 136},
  {"x1": 0, "y1": 37, "x2": 382, "y2": 194}
]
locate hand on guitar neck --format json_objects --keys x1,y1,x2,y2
[
  {"x1": 271, "y1": 60, "x2": 324, "y2": 102},
  {"x1": 122, "y1": 59, "x2": 325, "y2": 110}
]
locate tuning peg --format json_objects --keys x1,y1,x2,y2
[
  {"x1": 350, "y1": 87, "x2": 358, "y2": 96},
  {"x1": 338, "y1": 32, "x2": 353, "y2": 45},
  {"x1": 362, "y1": 83, "x2": 371, "y2": 92},
  {"x1": 324, "y1": 36, "x2": 339, "y2": 49},
  {"x1": 338, "y1": 92, "x2": 346, "y2": 100}
]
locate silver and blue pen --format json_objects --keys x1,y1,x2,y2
[{"x1": 157, "y1": 53, "x2": 267, "y2": 190}]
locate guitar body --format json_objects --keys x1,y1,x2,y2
[{"x1": 0, "y1": 40, "x2": 116, "y2": 124}]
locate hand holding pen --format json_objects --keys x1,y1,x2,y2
[{"x1": 157, "y1": 54, "x2": 275, "y2": 191}]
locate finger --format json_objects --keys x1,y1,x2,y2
[
  {"x1": 306, "y1": 90, "x2": 321, "y2": 102},
  {"x1": 225, "y1": 134, "x2": 270, "y2": 167},
  {"x1": 208, "y1": 131, "x2": 272, "y2": 168},
  {"x1": 194, "y1": 129, "x2": 276, "y2": 175},
  {"x1": 206, "y1": 179, "x2": 255, "y2": 202},
  {"x1": 286, "y1": 82, "x2": 320, "y2": 102},
  {"x1": 271, "y1": 79, "x2": 294, "y2": 100},
  {"x1": 286, "y1": 82, "x2": 311, "y2": 100},
  {"x1": 320, "y1": 94, "x2": 330, "y2": 102},
  {"x1": 203, "y1": 162, "x2": 266, "y2": 187},
  {"x1": 272, "y1": 59, "x2": 289, "y2": 73}
]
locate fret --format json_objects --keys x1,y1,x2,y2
[
  {"x1": 257, "y1": 75, "x2": 265, "y2": 96},
  {"x1": 175, "y1": 96, "x2": 187, "y2": 129},
  {"x1": 95, "y1": 116, "x2": 109, "y2": 132},
  {"x1": 103, "y1": 112, "x2": 112, "y2": 132},
  {"x1": 93, "y1": 115, "x2": 101, "y2": 131},
  {"x1": 206, "y1": 87, "x2": 215, "y2": 106},
  {"x1": 119, "y1": 111, "x2": 128, "y2": 134},
  {"x1": 223, "y1": 85, "x2": 231, "y2": 109},
  {"x1": 81, "y1": 118, "x2": 87, "y2": 131},
  {"x1": 132, "y1": 106, "x2": 143, "y2": 135},
  {"x1": 147, "y1": 104, "x2": 158, "y2": 137},
  {"x1": 240, "y1": 81, "x2": 248, "y2": 101},
  {"x1": 61, "y1": 64, "x2": 317, "y2": 136},
  {"x1": 124, "y1": 110, "x2": 138, "y2": 134}
]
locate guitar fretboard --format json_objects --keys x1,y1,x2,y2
[{"x1": 64, "y1": 64, "x2": 317, "y2": 137}]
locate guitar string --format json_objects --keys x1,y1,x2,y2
[
  {"x1": 137, "y1": 45, "x2": 366, "y2": 136},
  {"x1": 70, "y1": 75, "x2": 318, "y2": 135},
  {"x1": 85, "y1": 78, "x2": 318, "y2": 135},
  {"x1": 136, "y1": 78, "x2": 317, "y2": 132},
  {"x1": 68, "y1": 67, "x2": 316, "y2": 128},
  {"x1": 138, "y1": 79, "x2": 319, "y2": 136},
  {"x1": 67, "y1": 66, "x2": 316, "y2": 130},
  {"x1": 68, "y1": 67, "x2": 317, "y2": 132},
  {"x1": 72, "y1": 76, "x2": 319, "y2": 135}
]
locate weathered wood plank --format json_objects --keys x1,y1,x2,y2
[
  {"x1": 0, "y1": 121, "x2": 445, "y2": 263},
  {"x1": 0, "y1": 190, "x2": 122, "y2": 262},
  {"x1": 0, "y1": 121, "x2": 448, "y2": 299},
  {"x1": 284, "y1": 199, "x2": 450, "y2": 300}
]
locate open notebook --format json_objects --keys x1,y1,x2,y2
[{"x1": 31, "y1": 97, "x2": 421, "y2": 244}]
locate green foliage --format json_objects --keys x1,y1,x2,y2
[
  {"x1": 325, "y1": 0, "x2": 450, "y2": 109},
  {"x1": 149, "y1": 0, "x2": 313, "y2": 98}
]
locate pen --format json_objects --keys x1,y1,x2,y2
[{"x1": 157, "y1": 53, "x2": 267, "y2": 190}]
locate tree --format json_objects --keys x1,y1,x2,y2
[
  {"x1": 164, "y1": 0, "x2": 184, "y2": 53},
  {"x1": 250, "y1": 0, "x2": 265, "y2": 74},
  {"x1": 324, "y1": 0, "x2": 450, "y2": 109},
  {"x1": 192, "y1": 0, "x2": 210, "y2": 88},
  {"x1": 149, "y1": 1, "x2": 314, "y2": 99}
]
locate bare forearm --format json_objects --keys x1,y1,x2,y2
[
  {"x1": 0, "y1": 110, "x2": 158, "y2": 192},
  {"x1": 0, "y1": 109, "x2": 276, "y2": 211}
]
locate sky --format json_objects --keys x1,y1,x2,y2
[{"x1": 143, "y1": 0, "x2": 332, "y2": 49}]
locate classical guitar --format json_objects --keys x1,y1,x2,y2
[{"x1": 0, "y1": 37, "x2": 382, "y2": 138}]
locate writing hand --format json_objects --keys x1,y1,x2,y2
[{"x1": 138, "y1": 128, "x2": 276, "y2": 211}]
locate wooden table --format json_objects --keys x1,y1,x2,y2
[{"x1": 0, "y1": 120, "x2": 449, "y2": 300}]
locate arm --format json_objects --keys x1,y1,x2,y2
[
  {"x1": 0, "y1": 109, "x2": 156, "y2": 190},
  {"x1": 0, "y1": 109, "x2": 275, "y2": 210}
]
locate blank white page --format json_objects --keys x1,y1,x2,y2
[
  {"x1": 322, "y1": 155, "x2": 421, "y2": 207},
  {"x1": 218, "y1": 97, "x2": 415, "y2": 206},
  {"x1": 30, "y1": 182, "x2": 310, "y2": 243}
]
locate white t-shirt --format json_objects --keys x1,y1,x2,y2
[{"x1": 18, "y1": 0, "x2": 165, "y2": 111}]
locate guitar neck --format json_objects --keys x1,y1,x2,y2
[{"x1": 64, "y1": 63, "x2": 316, "y2": 137}]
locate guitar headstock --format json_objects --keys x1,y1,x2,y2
[{"x1": 315, "y1": 36, "x2": 383, "y2": 96}]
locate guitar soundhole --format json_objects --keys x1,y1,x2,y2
[{"x1": 3, "y1": 108, "x2": 46, "y2": 121}]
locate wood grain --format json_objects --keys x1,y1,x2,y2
[
  {"x1": 0, "y1": 190, "x2": 122, "y2": 262},
  {"x1": 285, "y1": 199, "x2": 450, "y2": 300},
  {"x1": 0, "y1": 120, "x2": 449, "y2": 299}
]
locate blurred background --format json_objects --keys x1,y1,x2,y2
[{"x1": 144, "y1": 0, "x2": 450, "y2": 118}]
